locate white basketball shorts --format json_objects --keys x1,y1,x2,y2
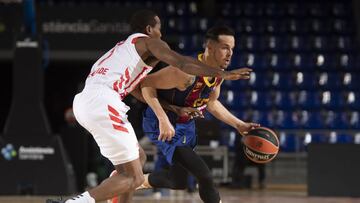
[{"x1": 73, "y1": 85, "x2": 139, "y2": 165}]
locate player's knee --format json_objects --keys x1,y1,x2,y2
[
  {"x1": 113, "y1": 172, "x2": 144, "y2": 192},
  {"x1": 131, "y1": 173, "x2": 145, "y2": 190},
  {"x1": 109, "y1": 173, "x2": 131, "y2": 194}
]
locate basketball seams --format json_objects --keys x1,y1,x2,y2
[
  {"x1": 248, "y1": 127, "x2": 279, "y2": 147},
  {"x1": 259, "y1": 127, "x2": 280, "y2": 147}
]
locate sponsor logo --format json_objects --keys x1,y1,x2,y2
[
  {"x1": 42, "y1": 20, "x2": 130, "y2": 34},
  {"x1": 1, "y1": 144, "x2": 17, "y2": 161},
  {"x1": 1, "y1": 143, "x2": 55, "y2": 161},
  {"x1": 245, "y1": 147, "x2": 270, "y2": 160},
  {"x1": 16, "y1": 38, "x2": 39, "y2": 48},
  {"x1": 18, "y1": 146, "x2": 55, "y2": 160}
]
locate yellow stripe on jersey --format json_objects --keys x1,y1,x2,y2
[{"x1": 197, "y1": 53, "x2": 217, "y2": 87}]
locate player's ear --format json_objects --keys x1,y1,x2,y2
[
  {"x1": 145, "y1": 25, "x2": 152, "y2": 35},
  {"x1": 206, "y1": 40, "x2": 214, "y2": 51}
]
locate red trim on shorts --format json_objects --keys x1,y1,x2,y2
[
  {"x1": 107, "y1": 105, "x2": 120, "y2": 116},
  {"x1": 109, "y1": 115, "x2": 124, "y2": 124},
  {"x1": 112, "y1": 124, "x2": 129, "y2": 133}
]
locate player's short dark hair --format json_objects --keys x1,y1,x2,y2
[
  {"x1": 130, "y1": 9, "x2": 158, "y2": 34},
  {"x1": 205, "y1": 25, "x2": 235, "y2": 42}
]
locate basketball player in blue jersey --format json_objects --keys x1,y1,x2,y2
[
  {"x1": 141, "y1": 25, "x2": 260, "y2": 203},
  {"x1": 109, "y1": 25, "x2": 260, "y2": 203}
]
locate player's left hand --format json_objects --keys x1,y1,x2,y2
[
  {"x1": 236, "y1": 122, "x2": 260, "y2": 135},
  {"x1": 158, "y1": 118, "x2": 175, "y2": 142}
]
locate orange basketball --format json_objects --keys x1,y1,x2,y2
[{"x1": 242, "y1": 127, "x2": 279, "y2": 164}]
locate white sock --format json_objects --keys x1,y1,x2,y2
[{"x1": 65, "y1": 191, "x2": 95, "y2": 203}]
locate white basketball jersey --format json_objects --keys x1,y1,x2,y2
[{"x1": 85, "y1": 33, "x2": 153, "y2": 100}]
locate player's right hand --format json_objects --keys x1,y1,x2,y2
[
  {"x1": 236, "y1": 122, "x2": 261, "y2": 135},
  {"x1": 158, "y1": 118, "x2": 175, "y2": 142},
  {"x1": 222, "y1": 68, "x2": 252, "y2": 80}
]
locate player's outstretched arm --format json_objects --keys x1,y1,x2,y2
[
  {"x1": 141, "y1": 66, "x2": 189, "y2": 89},
  {"x1": 145, "y1": 38, "x2": 252, "y2": 80}
]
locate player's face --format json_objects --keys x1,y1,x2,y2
[
  {"x1": 148, "y1": 16, "x2": 162, "y2": 38},
  {"x1": 212, "y1": 35, "x2": 235, "y2": 69}
]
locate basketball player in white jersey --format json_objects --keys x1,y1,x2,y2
[{"x1": 46, "y1": 10, "x2": 251, "y2": 203}]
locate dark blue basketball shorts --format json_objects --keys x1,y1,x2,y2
[{"x1": 142, "y1": 107, "x2": 197, "y2": 165}]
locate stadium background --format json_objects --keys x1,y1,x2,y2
[{"x1": 0, "y1": 0, "x2": 359, "y2": 202}]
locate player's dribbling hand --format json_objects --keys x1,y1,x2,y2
[
  {"x1": 236, "y1": 122, "x2": 261, "y2": 135},
  {"x1": 176, "y1": 107, "x2": 204, "y2": 119},
  {"x1": 158, "y1": 118, "x2": 175, "y2": 142},
  {"x1": 222, "y1": 68, "x2": 252, "y2": 80}
]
